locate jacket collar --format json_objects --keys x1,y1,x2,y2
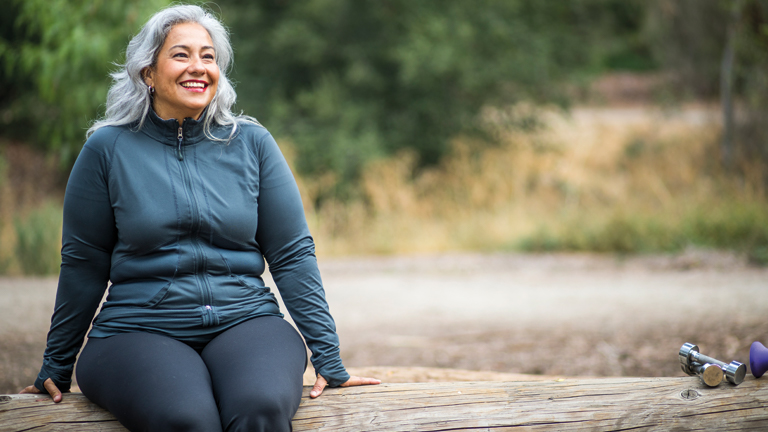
[{"x1": 141, "y1": 106, "x2": 210, "y2": 146}]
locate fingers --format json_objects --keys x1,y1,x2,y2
[
  {"x1": 18, "y1": 379, "x2": 63, "y2": 403},
  {"x1": 43, "y1": 378, "x2": 63, "y2": 403},
  {"x1": 310, "y1": 375, "x2": 328, "y2": 399},
  {"x1": 340, "y1": 376, "x2": 381, "y2": 387},
  {"x1": 19, "y1": 385, "x2": 41, "y2": 394},
  {"x1": 310, "y1": 374, "x2": 382, "y2": 398}
]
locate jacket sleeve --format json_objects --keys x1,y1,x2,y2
[
  {"x1": 253, "y1": 131, "x2": 350, "y2": 387},
  {"x1": 35, "y1": 142, "x2": 116, "y2": 392}
]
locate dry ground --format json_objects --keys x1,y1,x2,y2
[{"x1": 2, "y1": 250, "x2": 767, "y2": 394}]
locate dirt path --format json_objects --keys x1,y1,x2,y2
[
  {"x1": 310, "y1": 251, "x2": 768, "y2": 379},
  {"x1": 2, "y1": 250, "x2": 767, "y2": 393}
]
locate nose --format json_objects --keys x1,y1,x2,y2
[{"x1": 188, "y1": 55, "x2": 205, "y2": 74}]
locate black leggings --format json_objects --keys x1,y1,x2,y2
[{"x1": 76, "y1": 316, "x2": 307, "y2": 432}]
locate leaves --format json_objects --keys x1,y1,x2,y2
[
  {"x1": 220, "y1": 0, "x2": 649, "y2": 198},
  {"x1": 2, "y1": 0, "x2": 653, "y2": 181},
  {"x1": 0, "y1": 0, "x2": 171, "y2": 160}
]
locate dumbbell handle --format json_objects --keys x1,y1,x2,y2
[{"x1": 690, "y1": 352, "x2": 726, "y2": 368}]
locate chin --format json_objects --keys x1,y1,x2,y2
[{"x1": 189, "y1": 100, "x2": 213, "y2": 112}]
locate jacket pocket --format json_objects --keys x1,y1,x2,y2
[
  {"x1": 234, "y1": 276, "x2": 271, "y2": 295},
  {"x1": 143, "y1": 282, "x2": 172, "y2": 307},
  {"x1": 104, "y1": 280, "x2": 173, "y2": 308}
]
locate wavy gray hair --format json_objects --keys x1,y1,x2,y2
[{"x1": 88, "y1": 4, "x2": 256, "y2": 140}]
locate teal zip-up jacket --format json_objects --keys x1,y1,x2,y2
[{"x1": 35, "y1": 110, "x2": 349, "y2": 391}]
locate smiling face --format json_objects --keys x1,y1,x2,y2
[{"x1": 144, "y1": 22, "x2": 219, "y2": 124}]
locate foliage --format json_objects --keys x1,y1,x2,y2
[
  {"x1": 1, "y1": 0, "x2": 654, "y2": 190},
  {"x1": 0, "y1": 0, "x2": 170, "y2": 162},
  {"x1": 644, "y1": 0, "x2": 729, "y2": 97},
  {"x1": 645, "y1": 0, "x2": 768, "y2": 180},
  {"x1": 13, "y1": 202, "x2": 63, "y2": 275},
  {"x1": 518, "y1": 202, "x2": 768, "y2": 264},
  {"x1": 0, "y1": 153, "x2": 11, "y2": 274},
  {"x1": 219, "y1": 0, "x2": 650, "y2": 199},
  {"x1": 645, "y1": 0, "x2": 768, "y2": 96},
  {"x1": 5, "y1": 0, "x2": 768, "y2": 268}
]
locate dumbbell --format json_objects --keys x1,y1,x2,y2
[
  {"x1": 679, "y1": 344, "x2": 723, "y2": 386},
  {"x1": 679, "y1": 343, "x2": 746, "y2": 385}
]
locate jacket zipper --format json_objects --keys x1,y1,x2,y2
[
  {"x1": 176, "y1": 125, "x2": 215, "y2": 325},
  {"x1": 177, "y1": 126, "x2": 184, "y2": 161}
]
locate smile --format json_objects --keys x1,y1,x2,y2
[{"x1": 180, "y1": 81, "x2": 208, "y2": 91}]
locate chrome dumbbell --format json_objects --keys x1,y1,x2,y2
[{"x1": 679, "y1": 342, "x2": 746, "y2": 386}]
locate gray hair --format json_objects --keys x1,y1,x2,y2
[{"x1": 88, "y1": 4, "x2": 256, "y2": 140}]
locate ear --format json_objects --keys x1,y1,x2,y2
[{"x1": 141, "y1": 67, "x2": 153, "y2": 86}]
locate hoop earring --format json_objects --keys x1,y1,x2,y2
[{"x1": 148, "y1": 85, "x2": 155, "y2": 95}]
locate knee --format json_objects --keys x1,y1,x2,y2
[{"x1": 222, "y1": 392, "x2": 298, "y2": 432}]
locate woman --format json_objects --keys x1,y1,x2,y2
[{"x1": 20, "y1": 4, "x2": 379, "y2": 431}]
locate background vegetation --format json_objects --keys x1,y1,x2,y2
[{"x1": 1, "y1": 0, "x2": 767, "y2": 274}]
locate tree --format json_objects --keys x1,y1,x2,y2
[
  {"x1": 1, "y1": 0, "x2": 653, "y2": 187},
  {"x1": 219, "y1": 0, "x2": 650, "y2": 199},
  {"x1": 0, "y1": 0, "x2": 170, "y2": 162},
  {"x1": 646, "y1": 0, "x2": 768, "y2": 179}
]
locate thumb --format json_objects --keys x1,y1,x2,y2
[
  {"x1": 310, "y1": 375, "x2": 328, "y2": 399},
  {"x1": 44, "y1": 378, "x2": 63, "y2": 403}
]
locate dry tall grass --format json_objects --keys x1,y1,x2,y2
[{"x1": 298, "y1": 105, "x2": 767, "y2": 259}]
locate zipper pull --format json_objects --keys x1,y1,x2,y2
[{"x1": 177, "y1": 126, "x2": 184, "y2": 161}]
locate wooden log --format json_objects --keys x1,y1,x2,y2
[{"x1": 2, "y1": 376, "x2": 768, "y2": 431}]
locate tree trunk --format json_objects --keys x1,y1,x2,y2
[{"x1": 720, "y1": 1, "x2": 740, "y2": 169}]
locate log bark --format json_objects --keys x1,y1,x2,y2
[{"x1": 3, "y1": 376, "x2": 768, "y2": 431}]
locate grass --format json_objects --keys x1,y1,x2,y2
[
  {"x1": 1, "y1": 103, "x2": 767, "y2": 275},
  {"x1": 0, "y1": 144, "x2": 63, "y2": 275},
  {"x1": 298, "y1": 105, "x2": 768, "y2": 262},
  {"x1": 0, "y1": 202, "x2": 63, "y2": 276},
  {"x1": 518, "y1": 201, "x2": 768, "y2": 259},
  {"x1": 13, "y1": 201, "x2": 62, "y2": 275}
]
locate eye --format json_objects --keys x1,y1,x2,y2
[
  {"x1": 203, "y1": 53, "x2": 215, "y2": 60},
  {"x1": 173, "y1": 52, "x2": 188, "y2": 58}
]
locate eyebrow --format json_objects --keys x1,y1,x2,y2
[{"x1": 169, "y1": 44, "x2": 215, "y2": 51}]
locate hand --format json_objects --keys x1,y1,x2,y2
[
  {"x1": 20, "y1": 378, "x2": 64, "y2": 403},
  {"x1": 310, "y1": 374, "x2": 381, "y2": 398}
]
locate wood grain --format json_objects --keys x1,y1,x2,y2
[{"x1": 3, "y1": 376, "x2": 768, "y2": 431}]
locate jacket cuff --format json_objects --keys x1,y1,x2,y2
[
  {"x1": 35, "y1": 363, "x2": 73, "y2": 393},
  {"x1": 315, "y1": 361, "x2": 350, "y2": 387}
]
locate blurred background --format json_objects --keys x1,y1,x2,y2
[
  {"x1": 2, "y1": 0, "x2": 768, "y2": 395},
  {"x1": 2, "y1": 0, "x2": 768, "y2": 274}
]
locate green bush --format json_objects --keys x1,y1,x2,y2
[
  {"x1": 518, "y1": 202, "x2": 768, "y2": 264},
  {"x1": 682, "y1": 202, "x2": 768, "y2": 264}
]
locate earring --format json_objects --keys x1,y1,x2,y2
[{"x1": 148, "y1": 85, "x2": 155, "y2": 94}]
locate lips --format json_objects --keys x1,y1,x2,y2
[{"x1": 180, "y1": 80, "x2": 208, "y2": 92}]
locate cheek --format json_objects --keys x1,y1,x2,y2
[
  {"x1": 209, "y1": 65, "x2": 220, "y2": 83},
  {"x1": 209, "y1": 72, "x2": 220, "y2": 95}
]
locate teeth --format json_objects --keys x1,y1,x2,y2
[{"x1": 181, "y1": 82, "x2": 205, "y2": 88}]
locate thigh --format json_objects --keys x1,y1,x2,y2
[
  {"x1": 76, "y1": 332, "x2": 223, "y2": 432},
  {"x1": 202, "y1": 316, "x2": 307, "y2": 432}
]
